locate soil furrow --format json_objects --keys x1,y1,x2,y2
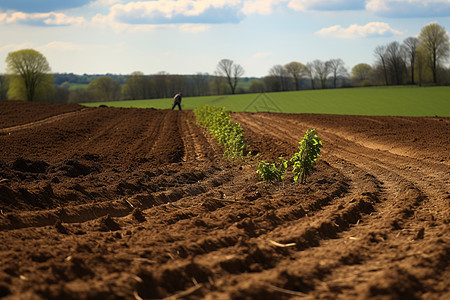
[
  {"x1": 0, "y1": 103, "x2": 448, "y2": 299},
  {"x1": 231, "y1": 112, "x2": 449, "y2": 299}
]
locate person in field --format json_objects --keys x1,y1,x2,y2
[{"x1": 172, "y1": 92, "x2": 182, "y2": 110}]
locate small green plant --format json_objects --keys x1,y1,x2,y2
[
  {"x1": 256, "y1": 129, "x2": 322, "y2": 184},
  {"x1": 290, "y1": 129, "x2": 322, "y2": 183},
  {"x1": 194, "y1": 105, "x2": 247, "y2": 158},
  {"x1": 256, "y1": 157, "x2": 287, "y2": 182}
]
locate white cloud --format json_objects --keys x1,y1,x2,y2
[
  {"x1": 316, "y1": 22, "x2": 403, "y2": 39},
  {"x1": 4, "y1": 12, "x2": 26, "y2": 23},
  {"x1": 241, "y1": 0, "x2": 286, "y2": 15},
  {"x1": 92, "y1": 12, "x2": 173, "y2": 32},
  {"x1": 104, "y1": 0, "x2": 243, "y2": 24},
  {"x1": 288, "y1": 0, "x2": 365, "y2": 11},
  {"x1": 366, "y1": 0, "x2": 450, "y2": 18},
  {"x1": 90, "y1": 0, "x2": 246, "y2": 32},
  {"x1": 43, "y1": 13, "x2": 85, "y2": 25},
  {"x1": 1, "y1": 12, "x2": 85, "y2": 26}
]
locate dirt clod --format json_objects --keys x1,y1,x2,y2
[
  {"x1": 97, "y1": 214, "x2": 121, "y2": 231},
  {"x1": 132, "y1": 208, "x2": 146, "y2": 222}
]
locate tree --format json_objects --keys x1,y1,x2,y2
[
  {"x1": 88, "y1": 76, "x2": 121, "y2": 101},
  {"x1": 268, "y1": 65, "x2": 289, "y2": 91},
  {"x1": 192, "y1": 73, "x2": 211, "y2": 96},
  {"x1": 418, "y1": 23, "x2": 450, "y2": 84},
  {"x1": 47, "y1": 83, "x2": 69, "y2": 103},
  {"x1": 312, "y1": 60, "x2": 331, "y2": 89},
  {"x1": 0, "y1": 74, "x2": 9, "y2": 100},
  {"x1": 168, "y1": 75, "x2": 187, "y2": 97},
  {"x1": 305, "y1": 62, "x2": 316, "y2": 89},
  {"x1": 216, "y1": 59, "x2": 244, "y2": 94},
  {"x1": 374, "y1": 45, "x2": 389, "y2": 85},
  {"x1": 403, "y1": 37, "x2": 419, "y2": 84},
  {"x1": 351, "y1": 63, "x2": 372, "y2": 84},
  {"x1": 68, "y1": 87, "x2": 94, "y2": 103},
  {"x1": 415, "y1": 48, "x2": 428, "y2": 86},
  {"x1": 249, "y1": 79, "x2": 266, "y2": 93},
  {"x1": 327, "y1": 58, "x2": 348, "y2": 88},
  {"x1": 263, "y1": 75, "x2": 280, "y2": 93},
  {"x1": 122, "y1": 71, "x2": 148, "y2": 100},
  {"x1": 5, "y1": 49, "x2": 53, "y2": 101},
  {"x1": 154, "y1": 71, "x2": 170, "y2": 98},
  {"x1": 385, "y1": 41, "x2": 407, "y2": 85},
  {"x1": 284, "y1": 61, "x2": 306, "y2": 90},
  {"x1": 210, "y1": 72, "x2": 227, "y2": 95}
]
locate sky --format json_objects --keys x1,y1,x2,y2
[{"x1": 0, "y1": 0, "x2": 449, "y2": 77}]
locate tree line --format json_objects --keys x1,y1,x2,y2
[
  {"x1": 1, "y1": 23, "x2": 449, "y2": 103},
  {"x1": 262, "y1": 23, "x2": 450, "y2": 91},
  {"x1": 0, "y1": 58, "x2": 248, "y2": 103}
]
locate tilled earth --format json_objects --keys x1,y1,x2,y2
[{"x1": 0, "y1": 100, "x2": 449, "y2": 299}]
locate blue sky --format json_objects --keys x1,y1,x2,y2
[{"x1": 0, "y1": 0, "x2": 449, "y2": 77}]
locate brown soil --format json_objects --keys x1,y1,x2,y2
[{"x1": 0, "y1": 100, "x2": 449, "y2": 299}]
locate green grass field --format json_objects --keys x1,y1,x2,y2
[{"x1": 82, "y1": 86, "x2": 450, "y2": 117}]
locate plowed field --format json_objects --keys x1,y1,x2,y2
[{"x1": 0, "y1": 100, "x2": 449, "y2": 299}]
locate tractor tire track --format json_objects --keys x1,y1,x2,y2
[{"x1": 0, "y1": 108, "x2": 92, "y2": 134}]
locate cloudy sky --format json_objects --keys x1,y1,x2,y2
[{"x1": 0, "y1": 0, "x2": 449, "y2": 77}]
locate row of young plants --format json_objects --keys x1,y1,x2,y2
[
  {"x1": 193, "y1": 105, "x2": 247, "y2": 158},
  {"x1": 193, "y1": 106, "x2": 321, "y2": 183},
  {"x1": 257, "y1": 129, "x2": 323, "y2": 184}
]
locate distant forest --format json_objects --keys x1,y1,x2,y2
[
  {"x1": 53, "y1": 73, "x2": 129, "y2": 86},
  {"x1": 49, "y1": 65, "x2": 450, "y2": 104},
  {"x1": 2, "y1": 67, "x2": 449, "y2": 104},
  {"x1": 50, "y1": 72, "x2": 259, "y2": 103}
]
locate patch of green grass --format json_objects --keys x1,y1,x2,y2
[
  {"x1": 269, "y1": 86, "x2": 450, "y2": 116},
  {"x1": 68, "y1": 83, "x2": 88, "y2": 91},
  {"x1": 82, "y1": 86, "x2": 450, "y2": 117},
  {"x1": 82, "y1": 94, "x2": 257, "y2": 111}
]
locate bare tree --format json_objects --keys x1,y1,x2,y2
[
  {"x1": 154, "y1": 71, "x2": 170, "y2": 98},
  {"x1": 192, "y1": 73, "x2": 210, "y2": 96},
  {"x1": 403, "y1": 37, "x2": 419, "y2": 84},
  {"x1": 216, "y1": 59, "x2": 244, "y2": 94},
  {"x1": 327, "y1": 58, "x2": 348, "y2": 88},
  {"x1": 305, "y1": 62, "x2": 316, "y2": 89},
  {"x1": 269, "y1": 65, "x2": 289, "y2": 91},
  {"x1": 168, "y1": 75, "x2": 186, "y2": 96},
  {"x1": 312, "y1": 60, "x2": 331, "y2": 89},
  {"x1": 211, "y1": 71, "x2": 227, "y2": 95},
  {"x1": 386, "y1": 41, "x2": 407, "y2": 85},
  {"x1": 374, "y1": 45, "x2": 389, "y2": 85},
  {"x1": 284, "y1": 61, "x2": 306, "y2": 90}
]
